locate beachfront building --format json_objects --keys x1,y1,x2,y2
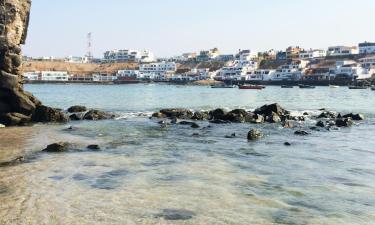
[
  {"x1": 358, "y1": 42, "x2": 375, "y2": 54},
  {"x1": 92, "y1": 73, "x2": 117, "y2": 82},
  {"x1": 139, "y1": 62, "x2": 177, "y2": 80},
  {"x1": 270, "y1": 61, "x2": 308, "y2": 81},
  {"x1": 236, "y1": 50, "x2": 258, "y2": 61},
  {"x1": 23, "y1": 72, "x2": 40, "y2": 81},
  {"x1": 196, "y1": 48, "x2": 220, "y2": 62},
  {"x1": 103, "y1": 49, "x2": 155, "y2": 63},
  {"x1": 40, "y1": 71, "x2": 69, "y2": 81},
  {"x1": 299, "y1": 49, "x2": 326, "y2": 59},
  {"x1": 327, "y1": 46, "x2": 359, "y2": 56},
  {"x1": 332, "y1": 62, "x2": 371, "y2": 80},
  {"x1": 219, "y1": 60, "x2": 258, "y2": 80},
  {"x1": 69, "y1": 74, "x2": 93, "y2": 82},
  {"x1": 286, "y1": 46, "x2": 304, "y2": 60},
  {"x1": 117, "y1": 70, "x2": 140, "y2": 78},
  {"x1": 359, "y1": 56, "x2": 375, "y2": 69},
  {"x1": 302, "y1": 68, "x2": 332, "y2": 81},
  {"x1": 246, "y1": 69, "x2": 276, "y2": 81}
]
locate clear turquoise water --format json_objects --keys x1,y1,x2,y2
[{"x1": 1, "y1": 84, "x2": 375, "y2": 224}]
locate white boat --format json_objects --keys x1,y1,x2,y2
[{"x1": 329, "y1": 85, "x2": 340, "y2": 88}]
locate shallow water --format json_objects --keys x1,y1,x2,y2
[{"x1": 1, "y1": 84, "x2": 375, "y2": 224}]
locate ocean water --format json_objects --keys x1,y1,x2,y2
[{"x1": 1, "y1": 84, "x2": 375, "y2": 225}]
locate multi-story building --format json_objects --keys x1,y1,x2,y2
[
  {"x1": 286, "y1": 46, "x2": 304, "y2": 60},
  {"x1": 358, "y1": 42, "x2": 375, "y2": 54},
  {"x1": 359, "y1": 56, "x2": 375, "y2": 69},
  {"x1": 327, "y1": 46, "x2": 359, "y2": 56},
  {"x1": 246, "y1": 69, "x2": 276, "y2": 81},
  {"x1": 139, "y1": 62, "x2": 177, "y2": 80},
  {"x1": 271, "y1": 61, "x2": 308, "y2": 81},
  {"x1": 236, "y1": 50, "x2": 258, "y2": 61},
  {"x1": 219, "y1": 60, "x2": 258, "y2": 80},
  {"x1": 103, "y1": 49, "x2": 155, "y2": 63},
  {"x1": 196, "y1": 48, "x2": 220, "y2": 61},
  {"x1": 299, "y1": 49, "x2": 326, "y2": 59}
]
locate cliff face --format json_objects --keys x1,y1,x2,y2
[{"x1": 0, "y1": 0, "x2": 67, "y2": 126}]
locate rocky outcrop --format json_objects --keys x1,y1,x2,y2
[
  {"x1": 247, "y1": 129, "x2": 263, "y2": 141},
  {"x1": 0, "y1": 0, "x2": 67, "y2": 126},
  {"x1": 42, "y1": 142, "x2": 70, "y2": 153}
]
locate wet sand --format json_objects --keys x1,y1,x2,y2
[{"x1": 0, "y1": 126, "x2": 38, "y2": 163}]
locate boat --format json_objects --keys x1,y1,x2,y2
[
  {"x1": 329, "y1": 85, "x2": 340, "y2": 88},
  {"x1": 238, "y1": 85, "x2": 265, "y2": 90},
  {"x1": 298, "y1": 84, "x2": 316, "y2": 89},
  {"x1": 211, "y1": 84, "x2": 236, "y2": 89},
  {"x1": 348, "y1": 86, "x2": 368, "y2": 90},
  {"x1": 281, "y1": 85, "x2": 294, "y2": 88}
]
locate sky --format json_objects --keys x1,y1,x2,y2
[{"x1": 23, "y1": 0, "x2": 375, "y2": 58}]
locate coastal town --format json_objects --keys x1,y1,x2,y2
[{"x1": 23, "y1": 41, "x2": 375, "y2": 87}]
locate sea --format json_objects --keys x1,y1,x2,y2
[{"x1": 1, "y1": 83, "x2": 375, "y2": 225}]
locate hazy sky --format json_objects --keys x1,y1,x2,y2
[{"x1": 23, "y1": 0, "x2": 375, "y2": 58}]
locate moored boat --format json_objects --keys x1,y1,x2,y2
[
  {"x1": 348, "y1": 86, "x2": 368, "y2": 90},
  {"x1": 329, "y1": 85, "x2": 340, "y2": 88},
  {"x1": 281, "y1": 85, "x2": 294, "y2": 88},
  {"x1": 298, "y1": 84, "x2": 316, "y2": 89},
  {"x1": 238, "y1": 85, "x2": 265, "y2": 90}
]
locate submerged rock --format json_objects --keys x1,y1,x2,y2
[
  {"x1": 318, "y1": 111, "x2": 338, "y2": 119},
  {"x1": 282, "y1": 120, "x2": 294, "y2": 128},
  {"x1": 284, "y1": 142, "x2": 292, "y2": 146},
  {"x1": 43, "y1": 142, "x2": 70, "y2": 153},
  {"x1": 192, "y1": 111, "x2": 209, "y2": 120},
  {"x1": 67, "y1": 105, "x2": 87, "y2": 113},
  {"x1": 87, "y1": 144, "x2": 101, "y2": 150},
  {"x1": 159, "y1": 108, "x2": 193, "y2": 119},
  {"x1": 294, "y1": 130, "x2": 310, "y2": 136},
  {"x1": 335, "y1": 118, "x2": 354, "y2": 127},
  {"x1": 316, "y1": 121, "x2": 325, "y2": 128},
  {"x1": 247, "y1": 129, "x2": 263, "y2": 141},
  {"x1": 179, "y1": 121, "x2": 200, "y2": 128},
  {"x1": 225, "y1": 133, "x2": 236, "y2": 138},
  {"x1": 157, "y1": 209, "x2": 196, "y2": 221}
]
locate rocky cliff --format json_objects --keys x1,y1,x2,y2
[{"x1": 0, "y1": 0, "x2": 67, "y2": 126}]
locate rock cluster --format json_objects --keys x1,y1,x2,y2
[{"x1": 0, "y1": 0, "x2": 67, "y2": 126}]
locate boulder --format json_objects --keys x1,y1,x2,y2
[
  {"x1": 247, "y1": 129, "x2": 263, "y2": 141},
  {"x1": 284, "y1": 142, "x2": 291, "y2": 146},
  {"x1": 83, "y1": 110, "x2": 114, "y2": 121},
  {"x1": 343, "y1": 113, "x2": 365, "y2": 121},
  {"x1": 250, "y1": 114, "x2": 264, "y2": 124},
  {"x1": 316, "y1": 121, "x2": 325, "y2": 128},
  {"x1": 254, "y1": 103, "x2": 288, "y2": 116},
  {"x1": 32, "y1": 105, "x2": 69, "y2": 123},
  {"x1": 42, "y1": 142, "x2": 70, "y2": 153},
  {"x1": 0, "y1": 112, "x2": 31, "y2": 126},
  {"x1": 209, "y1": 108, "x2": 227, "y2": 120},
  {"x1": 282, "y1": 120, "x2": 294, "y2": 128},
  {"x1": 192, "y1": 111, "x2": 209, "y2": 120},
  {"x1": 67, "y1": 105, "x2": 87, "y2": 113},
  {"x1": 209, "y1": 119, "x2": 230, "y2": 124},
  {"x1": 223, "y1": 109, "x2": 249, "y2": 123},
  {"x1": 179, "y1": 121, "x2": 200, "y2": 128},
  {"x1": 69, "y1": 113, "x2": 84, "y2": 121},
  {"x1": 335, "y1": 118, "x2": 354, "y2": 127},
  {"x1": 152, "y1": 112, "x2": 165, "y2": 118},
  {"x1": 159, "y1": 108, "x2": 193, "y2": 119},
  {"x1": 318, "y1": 111, "x2": 337, "y2": 119},
  {"x1": 87, "y1": 144, "x2": 101, "y2": 150},
  {"x1": 294, "y1": 130, "x2": 310, "y2": 136},
  {"x1": 266, "y1": 112, "x2": 281, "y2": 123}
]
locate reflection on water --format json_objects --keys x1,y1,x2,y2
[{"x1": 0, "y1": 84, "x2": 375, "y2": 224}]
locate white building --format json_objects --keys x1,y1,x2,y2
[
  {"x1": 65, "y1": 56, "x2": 90, "y2": 64},
  {"x1": 219, "y1": 60, "x2": 258, "y2": 80},
  {"x1": 40, "y1": 71, "x2": 69, "y2": 81},
  {"x1": 359, "y1": 56, "x2": 375, "y2": 69},
  {"x1": 236, "y1": 50, "x2": 258, "y2": 61},
  {"x1": 246, "y1": 69, "x2": 276, "y2": 81},
  {"x1": 23, "y1": 72, "x2": 40, "y2": 81},
  {"x1": 327, "y1": 46, "x2": 359, "y2": 56},
  {"x1": 103, "y1": 49, "x2": 155, "y2": 63},
  {"x1": 299, "y1": 49, "x2": 326, "y2": 59},
  {"x1": 358, "y1": 42, "x2": 375, "y2": 54},
  {"x1": 117, "y1": 70, "x2": 139, "y2": 78},
  {"x1": 271, "y1": 61, "x2": 308, "y2": 81},
  {"x1": 333, "y1": 62, "x2": 372, "y2": 80},
  {"x1": 92, "y1": 73, "x2": 118, "y2": 82},
  {"x1": 139, "y1": 62, "x2": 177, "y2": 80}
]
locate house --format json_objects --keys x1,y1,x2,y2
[
  {"x1": 40, "y1": 71, "x2": 69, "y2": 81},
  {"x1": 358, "y1": 42, "x2": 375, "y2": 54},
  {"x1": 299, "y1": 49, "x2": 326, "y2": 59},
  {"x1": 286, "y1": 46, "x2": 304, "y2": 60},
  {"x1": 302, "y1": 68, "x2": 331, "y2": 81},
  {"x1": 236, "y1": 50, "x2": 258, "y2": 61},
  {"x1": 219, "y1": 60, "x2": 258, "y2": 80},
  {"x1": 103, "y1": 49, "x2": 155, "y2": 63},
  {"x1": 270, "y1": 61, "x2": 307, "y2": 81},
  {"x1": 332, "y1": 60, "x2": 371, "y2": 80},
  {"x1": 139, "y1": 62, "x2": 177, "y2": 80},
  {"x1": 327, "y1": 46, "x2": 358, "y2": 56},
  {"x1": 359, "y1": 56, "x2": 375, "y2": 69}
]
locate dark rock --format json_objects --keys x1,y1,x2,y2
[
  {"x1": 266, "y1": 112, "x2": 281, "y2": 123},
  {"x1": 87, "y1": 144, "x2": 100, "y2": 150},
  {"x1": 0, "y1": 112, "x2": 30, "y2": 126},
  {"x1": 303, "y1": 112, "x2": 309, "y2": 116},
  {"x1": 209, "y1": 119, "x2": 230, "y2": 124},
  {"x1": 225, "y1": 133, "x2": 236, "y2": 138},
  {"x1": 157, "y1": 209, "x2": 196, "y2": 221},
  {"x1": 318, "y1": 111, "x2": 337, "y2": 119},
  {"x1": 284, "y1": 142, "x2": 291, "y2": 146},
  {"x1": 43, "y1": 142, "x2": 70, "y2": 153},
  {"x1": 192, "y1": 133, "x2": 200, "y2": 137},
  {"x1": 179, "y1": 121, "x2": 200, "y2": 128},
  {"x1": 69, "y1": 113, "x2": 84, "y2": 121},
  {"x1": 343, "y1": 113, "x2": 365, "y2": 121},
  {"x1": 335, "y1": 118, "x2": 354, "y2": 127},
  {"x1": 159, "y1": 108, "x2": 193, "y2": 119},
  {"x1": 209, "y1": 108, "x2": 227, "y2": 120},
  {"x1": 192, "y1": 111, "x2": 209, "y2": 120},
  {"x1": 282, "y1": 120, "x2": 294, "y2": 128},
  {"x1": 83, "y1": 110, "x2": 114, "y2": 120},
  {"x1": 250, "y1": 114, "x2": 264, "y2": 124},
  {"x1": 67, "y1": 105, "x2": 87, "y2": 113},
  {"x1": 152, "y1": 112, "x2": 165, "y2": 118},
  {"x1": 316, "y1": 121, "x2": 325, "y2": 127},
  {"x1": 310, "y1": 126, "x2": 320, "y2": 131},
  {"x1": 294, "y1": 130, "x2": 310, "y2": 136},
  {"x1": 247, "y1": 129, "x2": 263, "y2": 141},
  {"x1": 254, "y1": 103, "x2": 288, "y2": 116},
  {"x1": 32, "y1": 105, "x2": 69, "y2": 123}
]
